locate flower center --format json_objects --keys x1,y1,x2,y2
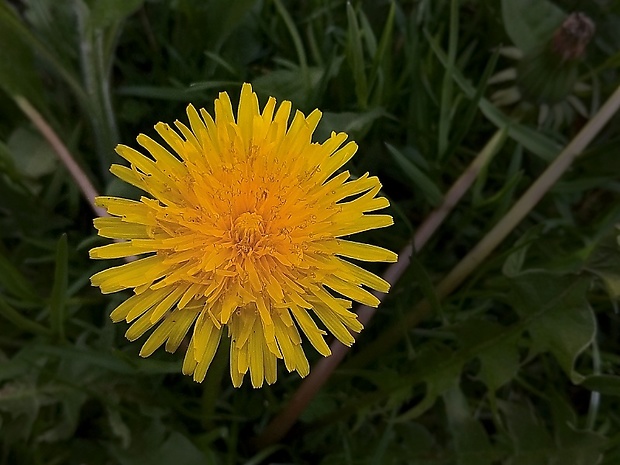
[{"x1": 232, "y1": 211, "x2": 265, "y2": 256}]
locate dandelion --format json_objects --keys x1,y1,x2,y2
[{"x1": 90, "y1": 84, "x2": 397, "y2": 388}]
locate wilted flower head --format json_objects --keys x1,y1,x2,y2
[{"x1": 90, "y1": 84, "x2": 396, "y2": 388}]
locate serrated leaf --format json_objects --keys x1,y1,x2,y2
[
  {"x1": 509, "y1": 273, "x2": 595, "y2": 383},
  {"x1": 455, "y1": 320, "x2": 521, "y2": 391},
  {"x1": 500, "y1": 397, "x2": 606, "y2": 465},
  {"x1": 395, "y1": 345, "x2": 462, "y2": 422},
  {"x1": 550, "y1": 394, "x2": 606, "y2": 465}
]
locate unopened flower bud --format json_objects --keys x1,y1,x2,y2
[{"x1": 551, "y1": 12, "x2": 595, "y2": 61}]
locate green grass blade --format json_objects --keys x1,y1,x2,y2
[
  {"x1": 0, "y1": 252, "x2": 40, "y2": 303},
  {"x1": 425, "y1": 29, "x2": 561, "y2": 160},
  {"x1": 386, "y1": 143, "x2": 443, "y2": 206},
  {"x1": 0, "y1": 296, "x2": 51, "y2": 337},
  {"x1": 50, "y1": 233, "x2": 68, "y2": 341},
  {"x1": 274, "y1": 0, "x2": 309, "y2": 90},
  {"x1": 438, "y1": 0, "x2": 459, "y2": 159},
  {"x1": 346, "y1": 2, "x2": 369, "y2": 109},
  {"x1": 442, "y1": 47, "x2": 500, "y2": 161}
]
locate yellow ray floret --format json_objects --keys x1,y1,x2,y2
[{"x1": 90, "y1": 83, "x2": 397, "y2": 388}]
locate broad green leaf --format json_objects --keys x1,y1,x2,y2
[
  {"x1": 443, "y1": 385, "x2": 497, "y2": 465},
  {"x1": 550, "y1": 394, "x2": 606, "y2": 465},
  {"x1": 395, "y1": 345, "x2": 462, "y2": 421},
  {"x1": 582, "y1": 375, "x2": 620, "y2": 396},
  {"x1": 455, "y1": 320, "x2": 520, "y2": 391},
  {"x1": 500, "y1": 397, "x2": 606, "y2": 465},
  {"x1": 111, "y1": 428, "x2": 209, "y2": 465},
  {"x1": 386, "y1": 143, "x2": 443, "y2": 207},
  {"x1": 510, "y1": 273, "x2": 595, "y2": 383},
  {"x1": 7, "y1": 127, "x2": 58, "y2": 180},
  {"x1": 500, "y1": 400, "x2": 555, "y2": 465},
  {"x1": 584, "y1": 232, "x2": 620, "y2": 299},
  {"x1": 501, "y1": 0, "x2": 565, "y2": 53}
]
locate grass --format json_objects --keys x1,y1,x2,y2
[{"x1": 2, "y1": 0, "x2": 620, "y2": 464}]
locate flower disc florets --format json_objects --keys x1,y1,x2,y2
[{"x1": 90, "y1": 84, "x2": 397, "y2": 388}]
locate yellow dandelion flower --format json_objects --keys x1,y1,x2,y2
[{"x1": 90, "y1": 83, "x2": 397, "y2": 388}]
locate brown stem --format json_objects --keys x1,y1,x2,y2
[
  {"x1": 254, "y1": 129, "x2": 508, "y2": 448},
  {"x1": 14, "y1": 96, "x2": 106, "y2": 218}
]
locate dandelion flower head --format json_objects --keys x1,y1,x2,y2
[{"x1": 90, "y1": 84, "x2": 397, "y2": 388}]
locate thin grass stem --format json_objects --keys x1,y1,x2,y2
[
  {"x1": 14, "y1": 96, "x2": 106, "y2": 218},
  {"x1": 351, "y1": 83, "x2": 620, "y2": 369},
  {"x1": 254, "y1": 127, "x2": 508, "y2": 448}
]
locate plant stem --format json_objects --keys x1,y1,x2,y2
[
  {"x1": 254, "y1": 128, "x2": 508, "y2": 448},
  {"x1": 14, "y1": 96, "x2": 106, "y2": 218},
  {"x1": 351, "y1": 83, "x2": 620, "y2": 369}
]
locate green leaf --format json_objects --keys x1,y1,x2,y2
[
  {"x1": 0, "y1": 3, "x2": 43, "y2": 100},
  {"x1": 581, "y1": 375, "x2": 620, "y2": 396},
  {"x1": 409, "y1": 252, "x2": 443, "y2": 321},
  {"x1": 0, "y1": 250, "x2": 39, "y2": 303},
  {"x1": 501, "y1": 400, "x2": 555, "y2": 465},
  {"x1": 395, "y1": 345, "x2": 462, "y2": 421},
  {"x1": 455, "y1": 320, "x2": 521, "y2": 391},
  {"x1": 107, "y1": 406, "x2": 132, "y2": 448},
  {"x1": 510, "y1": 272, "x2": 595, "y2": 383},
  {"x1": 550, "y1": 394, "x2": 606, "y2": 465},
  {"x1": 584, "y1": 232, "x2": 620, "y2": 299},
  {"x1": 315, "y1": 107, "x2": 385, "y2": 142},
  {"x1": 443, "y1": 385, "x2": 497, "y2": 465},
  {"x1": 252, "y1": 67, "x2": 323, "y2": 109},
  {"x1": 386, "y1": 143, "x2": 443, "y2": 207},
  {"x1": 346, "y1": 3, "x2": 369, "y2": 109},
  {"x1": 89, "y1": 0, "x2": 144, "y2": 30},
  {"x1": 0, "y1": 296, "x2": 51, "y2": 337},
  {"x1": 110, "y1": 427, "x2": 209, "y2": 465},
  {"x1": 501, "y1": 0, "x2": 565, "y2": 53},
  {"x1": 50, "y1": 234, "x2": 68, "y2": 341},
  {"x1": 501, "y1": 226, "x2": 543, "y2": 278},
  {"x1": 7, "y1": 127, "x2": 58, "y2": 180},
  {"x1": 425, "y1": 30, "x2": 561, "y2": 161},
  {"x1": 500, "y1": 397, "x2": 606, "y2": 465}
]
